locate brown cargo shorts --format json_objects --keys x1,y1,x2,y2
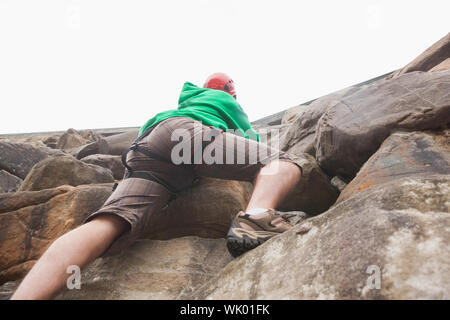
[{"x1": 84, "y1": 116, "x2": 302, "y2": 255}]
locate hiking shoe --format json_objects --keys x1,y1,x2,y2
[{"x1": 226, "y1": 209, "x2": 305, "y2": 257}]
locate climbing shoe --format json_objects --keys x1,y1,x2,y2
[{"x1": 226, "y1": 209, "x2": 305, "y2": 257}]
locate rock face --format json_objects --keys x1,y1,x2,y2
[
  {"x1": 0, "y1": 141, "x2": 64, "y2": 179},
  {"x1": 390, "y1": 32, "x2": 450, "y2": 78},
  {"x1": 192, "y1": 176, "x2": 450, "y2": 300},
  {"x1": 56, "y1": 237, "x2": 232, "y2": 300},
  {"x1": 0, "y1": 170, "x2": 22, "y2": 193},
  {"x1": 338, "y1": 130, "x2": 450, "y2": 203},
  {"x1": 315, "y1": 70, "x2": 450, "y2": 180},
  {"x1": 19, "y1": 155, "x2": 115, "y2": 191},
  {"x1": 80, "y1": 154, "x2": 125, "y2": 180},
  {"x1": 0, "y1": 184, "x2": 113, "y2": 284},
  {"x1": 281, "y1": 86, "x2": 362, "y2": 157}
]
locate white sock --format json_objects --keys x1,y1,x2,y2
[{"x1": 245, "y1": 208, "x2": 269, "y2": 215}]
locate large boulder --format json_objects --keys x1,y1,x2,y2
[
  {"x1": 0, "y1": 141, "x2": 64, "y2": 179},
  {"x1": 0, "y1": 170, "x2": 22, "y2": 193},
  {"x1": 390, "y1": 32, "x2": 450, "y2": 78},
  {"x1": 315, "y1": 70, "x2": 450, "y2": 180},
  {"x1": 81, "y1": 155, "x2": 125, "y2": 180},
  {"x1": 55, "y1": 237, "x2": 232, "y2": 300},
  {"x1": 19, "y1": 155, "x2": 115, "y2": 191},
  {"x1": 0, "y1": 184, "x2": 113, "y2": 284},
  {"x1": 280, "y1": 86, "x2": 362, "y2": 157},
  {"x1": 193, "y1": 175, "x2": 450, "y2": 299},
  {"x1": 338, "y1": 130, "x2": 450, "y2": 203}
]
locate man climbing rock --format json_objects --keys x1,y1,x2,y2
[{"x1": 11, "y1": 73, "x2": 303, "y2": 299}]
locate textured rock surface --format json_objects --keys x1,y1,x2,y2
[
  {"x1": 281, "y1": 86, "x2": 362, "y2": 157},
  {"x1": 81, "y1": 154, "x2": 125, "y2": 180},
  {"x1": 0, "y1": 184, "x2": 113, "y2": 284},
  {"x1": 390, "y1": 32, "x2": 450, "y2": 78},
  {"x1": 0, "y1": 141, "x2": 64, "y2": 179},
  {"x1": 55, "y1": 237, "x2": 232, "y2": 300},
  {"x1": 338, "y1": 130, "x2": 450, "y2": 203},
  {"x1": 430, "y1": 57, "x2": 450, "y2": 72},
  {"x1": 56, "y1": 128, "x2": 91, "y2": 152},
  {"x1": 19, "y1": 155, "x2": 115, "y2": 191},
  {"x1": 0, "y1": 170, "x2": 22, "y2": 193},
  {"x1": 315, "y1": 70, "x2": 450, "y2": 180},
  {"x1": 193, "y1": 176, "x2": 450, "y2": 300}
]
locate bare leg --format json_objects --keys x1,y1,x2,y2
[
  {"x1": 246, "y1": 160, "x2": 301, "y2": 211},
  {"x1": 10, "y1": 214, "x2": 128, "y2": 300}
]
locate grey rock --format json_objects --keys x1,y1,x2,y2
[
  {"x1": 331, "y1": 176, "x2": 347, "y2": 192},
  {"x1": 338, "y1": 130, "x2": 450, "y2": 203},
  {"x1": 56, "y1": 237, "x2": 233, "y2": 300},
  {"x1": 281, "y1": 86, "x2": 362, "y2": 157},
  {"x1": 81, "y1": 154, "x2": 125, "y2": 180},
  {"x1": 0, "y1": 170, "x2": 23, "y2": 193},
  {"x1": 315, "y1": 70, "x2": 450, "y2": 180},
  {"x1": 19, "y1": 155, "x2": 115, "y2": 191},
  {"x1": 193, "y1": 175, "x2": 450, "y2": 299},
  {"x1": 390, "y1": 32, "x2": 450, "y2": 78},
  {"x1": 0, "y1": 141, "x2": 65, "y2": 179}
]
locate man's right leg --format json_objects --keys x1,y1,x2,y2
[{"x1": 10, "y1": 214, "x2": 128, "y2": 300}]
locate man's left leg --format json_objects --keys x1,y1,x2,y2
[{"x1": 189, "y1": 124, "x2": 303, "y2": 257}]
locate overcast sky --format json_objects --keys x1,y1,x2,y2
[{"x1": 0, "y1": 0, "x2": 449, "y2": 134}]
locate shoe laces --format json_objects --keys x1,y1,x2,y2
[{"x1": 273, "y1": 211, "x2": 304, "y2": 225}]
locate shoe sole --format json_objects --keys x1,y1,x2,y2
[{"x1": 226, "y1": 225, "x2": 279, "y2": 258}]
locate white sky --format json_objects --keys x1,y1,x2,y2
[{"x1": 0, "y1": 0, "x2": 449, "y2": 134}]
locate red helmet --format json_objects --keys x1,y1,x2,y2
[{"x1": 204, "y1": 72, "x2": 236, "y2": 99}]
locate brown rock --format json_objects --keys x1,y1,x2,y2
[
  {"x1": 81, "y1": 154, "x2": 125, "y2": 180},
  {"x1": 0, "y1": 177, "x2": 252, "y2": 285},
  {"x1": 19, "y1": 155, "x2": 115, "y2": 191},
  {"x1": 0, "y1": 184, "x2": 113, "y2": 284},
  {"x1": 281, "y1": 86, "x2": 362, "y2": 157},
  {"x1": 56, "y1": 128, "x2": 91, "y2": 152},
  {"x1": 430, "y1": 57, "x2": 450, "y2": 72},
  {"x1": 338, "y1": 130, "x2": 450, "y2": 203},
  {"x1": 390, "y1": 32, "x2": 450, "y2": 78},
  {"x1": 0, "y1": 141, "x2": 65, "y2": 179},
  {"x1": 55, "y1": 237, "x2": 232, "y2": 300},
  {"x1": 315, "y1": 70, "x2": 450, "y2": 180},
  {"x1": 0, "y1": 170, "x2": 22, "y2": 193},
  {"x1": 193, "y1": 175, "x2": 450, "y2": 299}
]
